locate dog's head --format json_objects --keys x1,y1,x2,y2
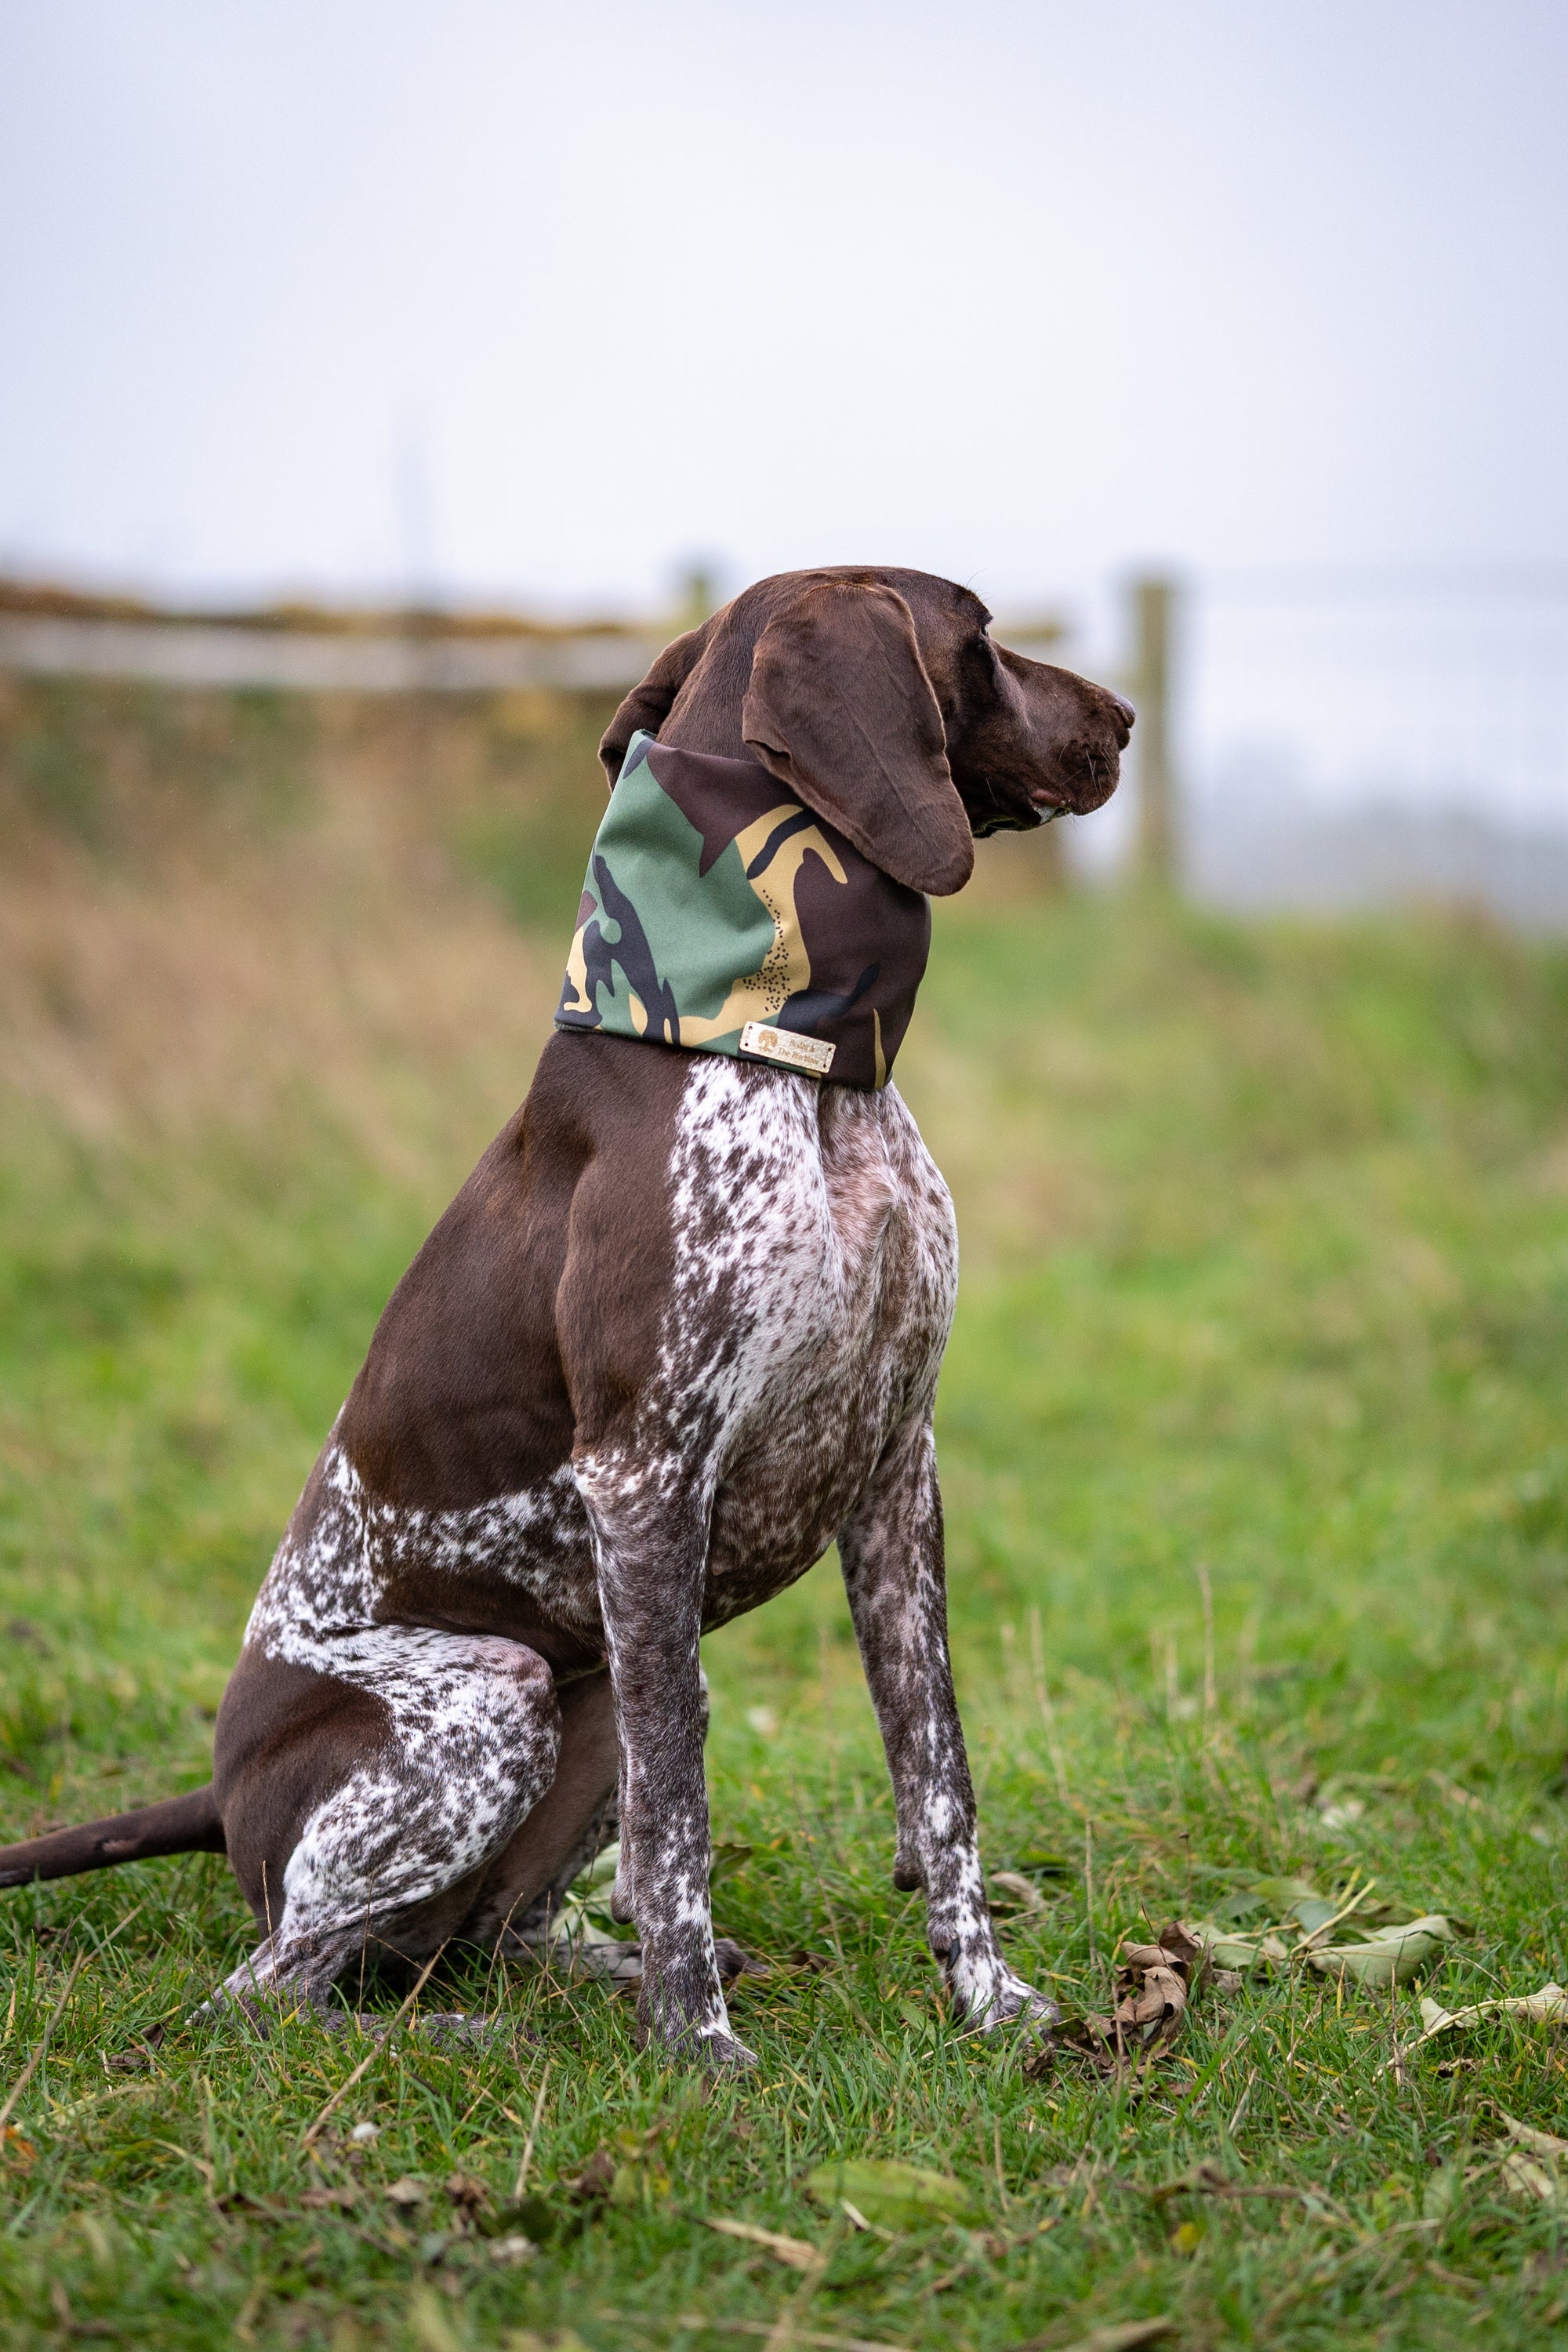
[{"x1": 600, "y1": 567, "x2": 1132, "y2": 896}]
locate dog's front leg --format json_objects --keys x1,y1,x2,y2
[
  {"x1": 839, "y1": 1414, "x2": 1057, "y2": 2037},
  {"x1": 575, "y1": 1454, "x2": 756, "y2": 2070}
]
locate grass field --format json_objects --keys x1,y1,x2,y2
[{"x1": 4, "y1": 706, "x2": 1568, "y2": 2349}]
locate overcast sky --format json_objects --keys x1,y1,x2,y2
[{"x1": 1, "y1": 1, "x2": 1564, "y2": 615}]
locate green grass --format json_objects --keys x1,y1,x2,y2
[{"x1": 5, "y1": 889, "x2": 1568, "y2": 2349}]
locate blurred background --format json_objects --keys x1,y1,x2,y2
[
  {"x1": 3, "y1": 0, "x2": 1567, "y2": 917},
  {"x1": 3, "y1": 2, "x2": 1568, "y2": 1805}
]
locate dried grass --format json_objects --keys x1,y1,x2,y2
[{"x1": 0, "y1": 684, "x2": 583, "y2": 1191}]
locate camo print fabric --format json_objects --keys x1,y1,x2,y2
[{"x1": 554, "y1": 731, "x2": 931, "y2": 1090}]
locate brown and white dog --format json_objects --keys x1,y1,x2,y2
[{"x1": 0, "y1": 568, "x2": 1130, "y2": 2069}]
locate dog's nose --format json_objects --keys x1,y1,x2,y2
[{"x1": 1112, "y1": 695, "x2": 1136, "y2": 731}]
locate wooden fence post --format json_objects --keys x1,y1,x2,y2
[{"x1": 1129, "y1": 575, "x2": 1179, "y2": 886}]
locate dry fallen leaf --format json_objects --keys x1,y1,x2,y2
[
  {"x1": 1501, "y1": 2113, "x2": 1568, "y2": 2158},
  {"x1": 444, "y1": 2171, "x2": 490, "y2": 2218},
  {"x1": 1181, "y1": 1920, "x2": 1289, "y2": 1971},
  {"x1": 1498, "y1": 2150, "x2": 1562, "y2": 2204},
  {"x1": 709, "y1": 1842, "x2": 754, "y2": 1887},
  {"x1": 991, "y1": 1871, "x2": 1051, "y2": 1916},
  {"x1": 1404, "y1": 1981, "x2": 1568, "y2": 2051},
  {"x1": 1046, "y1": 1928, "x2": 1200, "y2": 2074},
  {"x1": 1306, "y1": 1915, "x2": 1457, "y2": 1989},
  {"x1": 1148, "y1": 1919, "x2": 1206, "y2": 1973},
  {"x1": 1221, "y1": 1875, "x2": 1321, "y2": 1921},
  {"x1": 383, "y1": 2177, "x2": 429, "y2": 2209},
  {"x1": 702, "y1": 2214, "x2": 826, "y2": 2273},
  {"x1": 562, "y1": 2148, "x2": 617, "y2": 2203},
  {"x1": 105, "y1": 2021, "x2": 167, "y2": 2074},
  {"x1": 1111, "y1": 1945, "x2": 1189, "y2": 2053}
]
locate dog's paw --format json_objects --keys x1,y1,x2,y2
[
  {"x1": 972, "y1": 1975, "x2": 1060, "y2": 2035},
  {"x1": 946, "y1": 1950, "x2": 1061, "y2": 2038},
  {"x1": 635, "y1": 2011, "x2": 760, "y2": 2071},
  {"x1": 694, "y1": 2026, "x2": 761, "y2": 2073},
  {"x1": 410, "y1": 2009, "x2": 504, "y2": 2050}
]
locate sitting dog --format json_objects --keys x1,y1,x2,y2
[{"x1": 0, "y1": 568, "x2": 1130, "y2": 2068}]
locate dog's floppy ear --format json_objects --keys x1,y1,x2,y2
[
  {"x1": 741, "y1": 581, "x2": 973, "y2": 895},
  {"x1": 599, "y1": 625, "x2": 708, "y2": 788}
]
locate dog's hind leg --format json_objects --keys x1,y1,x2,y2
[
  {"x1": 839, "y1": 1412, "x2": 1057, "y2": 2037},
  {"x1": 465, "y1": 1665, "x2": 619, "y2": 1955},
  {"x1": 212, "y1": 1628, "x2": 561, "y2": 2014}
]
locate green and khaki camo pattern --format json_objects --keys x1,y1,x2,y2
[{"x1": 554, "y1": 730, "x2": 931, "y2": 1090}]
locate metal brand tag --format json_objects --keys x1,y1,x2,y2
[{"x1": 739, "y1": 1022, "x2": 836, "y2": 1077}]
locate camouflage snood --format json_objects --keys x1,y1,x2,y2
[{"x1": 554, "y1": 731, "x2": 931, "y2": 1090}]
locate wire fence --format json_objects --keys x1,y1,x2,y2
[
  {"x1": 1063, "y1": 570, "x2": 1568, "y2": 927},
  {"x1": 5, "y1": 568, "x2": 1567, "y2": 925}
]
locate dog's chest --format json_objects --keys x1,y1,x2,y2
[{"x1": 659, "y1": 1061, "x2": 958, "y2": 1612}]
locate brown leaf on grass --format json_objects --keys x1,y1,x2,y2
[
  {"x1": 484, "y1": 2231, "x2": 539, "y2": 2267},
  {"x1": 384, "y1": 2177, "x2": 429, "y2": 2209},
  {"x1": 299, "y1": 2184, "x2": 359, "y2": 2211},
  {"x1": 1043, "y1": 1931, "x2": 1196, "y2": 2075},
  {"x1": 1112, "y1": 1953, "x2": 1189, "y2": 2053},
  {"x1": 1110, "y1": 1929, "x2": 1196, "y2": 2052},
  {"x1": 105, "y1": 2020, "x2": 166, "y2": 2074},
  {"x1": 714, "y1": 1939, "x2": 770, "y2": 1983},
  {"x1": 444, "y1": 2171, "x2": 490, "y2": 2218},
  {"x1": 1149, "y1": 1919, "x2": 1205, "y2": 1972},
  {"x1": 563, "y1": 2148, "x2": 617, "y2": 2204},
  {"x1": 1, "y1": 2125, "x2": 36, "y2": 2169},
  {"x1": 1488, "y1": 2116, "x2": 1568, "y2": 2205}
]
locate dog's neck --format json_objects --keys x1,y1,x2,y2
[{"x1": 554, "y1": 731, "x2": 932, "y2": 1091}]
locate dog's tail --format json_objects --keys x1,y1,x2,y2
[{"x1": 0, "y1": 1784, "x2": 226, "y2": 1888}]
